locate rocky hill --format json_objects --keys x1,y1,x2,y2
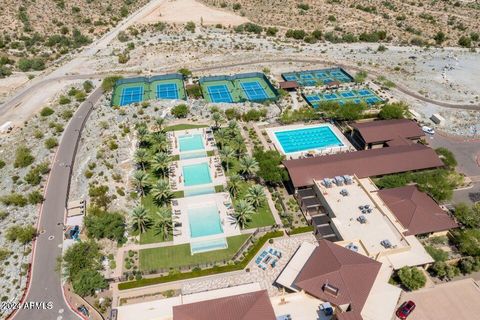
[
  {"x1": 200, "y1": 0, "x2": 480, "y2": 47},
  {"x1": 0, "y1": 0, "x2": 148, "y2": 77}
]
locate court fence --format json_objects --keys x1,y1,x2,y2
[
  {"x1": 281, "y1": 67, "x2": 354, "y2": 85},
  {"x1": 111, "y1": 73, "x2": 186, "y2": 106},
  {"x1": 199, "y1": 72, "x2": 279, "y2": 103},
  {"x1": 301, "y1": 88, "x2": 384, "y2": 108}
]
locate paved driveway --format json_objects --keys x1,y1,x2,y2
[
  {"x1": 395, "y1": 278, "x2": 480, "y2": 320},
  {"x1": 12, "y1": 88, "x2": 103, "y2": 320},
  {"x1": 427, "y1": 132, "x2": 480, "y2": 177}
]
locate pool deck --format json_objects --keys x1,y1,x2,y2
[
  {"x1": 169, "y1": 156, "x2": 226, "y2": 192},
  {"x1": 168, "y1": 128, "x2": 216, "y2": 156},
  {"x1": 171, "y1": 192, "x2": 241, "y2": 245},
  {"x1": 266, "y1": 123, "x2": 355, "y2": 160}
]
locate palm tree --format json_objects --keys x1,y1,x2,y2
[
  {"x1": 227, "y1": 120, "x2": 238, "y2": 132},
  {"x1": 130, "y1": 205, "x2": 151, "y2": 234},
  {"x1": 136, "y1": 124, "x2": 150, "y2": 147},
  {"x1": 150, "y1": 179, "x2": 173, "y2": 206},
  {"x1": 220, "y1": 146, "x2": 236, "y2": 173},
  {"x1": 246, "y1": 184, "x2": 265, "y2": 209},
  {"x1": 239, "y1": 156, "x2": 259, "y2": 179},
  {"x1": 148, "y1": 131, "x2": 168, "y2": 153},
  {"x1": 216, "y1": 128, "x2": 228, "y2": 149},
  {"x1": 233, "y1": 200, "x2": 254, "y2": 229},
  {"x1": 227, "y1": 174, "x2": 242, "y2": 198},
  {"x1": 232, "y1": 135, "x2": 245, "y2": 158},
  {"x1": 131, "y1": 170, "x2": 150, "y2": 196},
  {"x1": 150, "y1": 152, "x2": 171, "y2": 177},
  {"x1": 211, "y1": 112, "x2": 223, "y2": 129},
  {"x1": 154, "y1": 207, "x2": 173, "y2": 240},
  {"x1": 154, "y1": 117, "x2": 165, "y2": 131},
  {"x1": 134, "y1": 149, "x2": 149, "y2": 171}
]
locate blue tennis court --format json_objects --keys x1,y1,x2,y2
[
  {"x1": 240, "y1": 81, "x2": 268, "y2": 101},
  {"x1": 358, "y1": 89, "x2": 373, "y2": 97},
  {"x1": 207, "y1": 84, "x2": 233, "y2": 103},
  {"x1": 324, "y1": 93, "x2": 338, "y2": 100},
  {"x1": 283, "y1": 74, "x2": 298, "y2": 81},
  {"x1": 306, "y1": 95, "x2": 321, "y2": 102},
  {"x1": 156, "y1": 83, "x2": 179, "y2": 99},
  {"x1": 300, "y1": 74, "x2": 314, "y2": 80},
  {"x1": 365, "y1": 96, "x2": 381, "y2": 104},
  {"x1": 340, "y1": 91, "x2": 356, "y2": 98},
  {"x1": 304, "y1": 88, "x2": 382, "y2": 107},
  {"x1": 314, "y1": 72, "x2": 329, "y2": 78},
  {"x1": 120, "y1": 86, "x2": 144, "y2": 106},
  {"x1": 282, "y1": 68, "x2": 354, "y2": 87}
]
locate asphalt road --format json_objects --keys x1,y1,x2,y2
[{"x1": 12, "y1": 87, "x2": 104, "y2": 320}]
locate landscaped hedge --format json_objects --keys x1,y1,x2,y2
[
  {"x1": 118, "y1": 230, "x2": 284, "y2": 290},
  {"x1": 287, "y1": 225, "x2": 314, "y2": 235}
]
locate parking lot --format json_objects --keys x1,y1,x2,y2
[{"x1": 395, "y1": 278, "x2": 480, "y2": 320}]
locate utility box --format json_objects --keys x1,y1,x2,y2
[{"x1": 430, "y1": 113, "x2": 445, "y2": 125}]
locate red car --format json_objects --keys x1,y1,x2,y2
[{"x1": 396, "y1": 300, "x2": 416, "y2": 319}]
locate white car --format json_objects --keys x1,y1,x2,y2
[{"x1": 422, "y1": 126, "x2": 435, "y2": 135}]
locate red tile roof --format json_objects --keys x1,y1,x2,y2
[
  {"x1": 279, "y1": 81, "x2": 299, "y2": 89},
  {"x1": 172, "y1": 290, "x2": 276, "y2": 320},
  {"x1": 294, "y1": 240, "x2": 381, "y2": 320},
  {"x1": 352, "y1": 119, "x2": 425, "y2": 144},
  {"x1": 378, "y1": 185, "x2": 458, "y2": 235},
  {"x1": 283, "y1": 144, "x2": 444, "y2": 188}
]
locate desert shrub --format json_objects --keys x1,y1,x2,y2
[
  {"x1": 40, "y1": 107, "x2": 54, "y2": 117},
  {"x1": 171, "y1": 104, "x2": 189, "y2": 118},
  {"x1": 6, "y1": 225, "x2": 36, "y2": 244},
  {"x1": 0, "y1": 193, "x2": 28, "y2": 207},
  {"x1": 14, "y1": 146, "x2": 34, "y2": 168},
  {"x1": 397, "y1": 266, "x2": 426, "y2": 291},
  {"x1": 45, "y1": 137, "x2": 59, "y2": 149}
]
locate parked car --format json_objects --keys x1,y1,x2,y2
[
  {"x1": 422, "y1": 126, "x2": 435, "y2": 135},
  {"x1": 77, "y1": 305, "x2": 89, "y2": 317},
  {"x1": 396, "y1": 300, "x2": 416, "y2": 319}
]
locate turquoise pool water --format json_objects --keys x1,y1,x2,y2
[
  {"x1": 188, "y1": 204, "x2": 223, "y2": 238},
  {"x1": 183, "y1": 163, "x2": 212, "y2": 186},
  {"x1": 191, "y1": 238, "x2": 228, "y2": 254},
  {"x1": 274, "y1": 125, "x2": 343, "y2": 154},
  {"x1": 178, "y1": 134, "x2": 204, "y2": 152}
]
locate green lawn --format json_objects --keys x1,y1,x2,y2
[
  {"x1": 234, "y1": 181, "x2": 275, "y2": 229},
  {"x1": 139, "y1": 194, "x2": 173, "y2": 244},
  {"x1": 164, "y1": 124, "x2": 208, "y2": 132},
  {"x1": 139, "y1": 234, "x2": 250, "y2": 271}
]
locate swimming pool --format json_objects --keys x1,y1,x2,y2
[
  {"x1": 183, "y1": 163, "x2": 212, "y2": 186},
  {"x1": 178, "y1": 134, "x2": 204, "y2": 152},
  {"x1": 273, "y1": 125, "x2": 344, "y2": 154},
  {"x1": 188, "y1": 204, "x2": 223, "y2": 238}
]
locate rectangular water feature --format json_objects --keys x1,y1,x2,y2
[
  {"x1": 182, "y1": 163, "x2": 212, "y2": 186},
  {"x1": 178, "y1": 134, "x2": 205, "y2": 152},
  {"x1": 188, "y1": 204, "x2": 223, "y2": 238},
  {"x1": 273, "y1": 125, "x2": 344, "y2": 154}
]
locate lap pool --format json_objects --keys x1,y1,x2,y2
[
  {"x1": 178, "y1": 134, "x2": 204, "y2": 152},
  {"x1": 188, "y1": 204, "x2": 223, "y2": 238},
  {"x1": 182, "y1": 163, "x2": 212, "y2": 186},
  {"x1": 273, "y1": 125, "x2": 344, "y2": 154}
]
